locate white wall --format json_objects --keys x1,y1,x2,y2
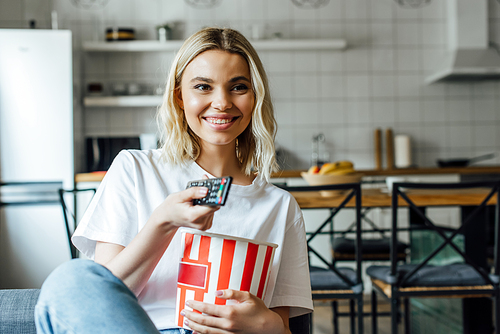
[{"x1": 1, "y1": 0, "x2": 500, "y2": 173}]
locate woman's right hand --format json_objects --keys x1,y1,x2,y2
[
  {"x1": 96, "y1": 183, "x2": 219, "y2": 296},
  {"x1": 150, "y1": 186, "x2": 220, "y2": 231}
]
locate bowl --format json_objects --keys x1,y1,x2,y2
[
  {"x1": 105, "y1": 28, "x2": 135, "y2": 41},
  {"x1": 300, "y1": 172, "x2": 363, "y2": 197}
]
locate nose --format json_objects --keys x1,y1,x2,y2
[{"x1": 211, "y1": 89, "x2": 232, "y2": 111}]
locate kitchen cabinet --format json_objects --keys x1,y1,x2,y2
[{"x1": 81, "y1": 38, "x2": 347, "y2": 108}]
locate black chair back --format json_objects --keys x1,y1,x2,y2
[
  {"x1": 280, "y1": 182, "x2": 363, "y2": 334},
  {"x1": 390, "y1": 180, "x2": 500, "y2": 288},
  {"x1": 58, "y1": 188, "x2": 97, "y2": 259}
]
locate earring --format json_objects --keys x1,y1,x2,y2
[{"x1": 235, "y1": 138, "x2": 240, "y2": 160}]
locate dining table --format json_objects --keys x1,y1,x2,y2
[
  {"x1": 290, "y1": 185, "x2": 498, "y2": 334},
  {"x1": 290, "y1": 186, "x2": 497, "y2": 209}
]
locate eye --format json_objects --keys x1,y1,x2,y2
[
  {"x1": 232, "y1": 84, "x2": 249, "y2": 92},
  {"x1": 194, "y1": 84, "x2": 211, "y2": 91}
]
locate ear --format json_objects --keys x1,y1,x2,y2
[{"x1": 175, "y1": 88, "x2": 184, "y2": 110}]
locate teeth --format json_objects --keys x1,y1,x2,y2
[{"x1": 206, "y1": 118, "x2": 232, "y2": 124}]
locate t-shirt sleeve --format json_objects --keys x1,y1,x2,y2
[
  {"x1": 72, "y1": 150, "x2": 139, "y2": 259},
  {"x1": 269, "y1": 212, "x2": 313, "y2": 318}
]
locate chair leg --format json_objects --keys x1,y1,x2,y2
[
  {"x1": 358, "y1": 295, "x2": 364, "y2": 334},
  {"x1": 309, "y1": 311, "x2": 314, "y2": 334},
  {"x1": 495, "y1": 293, "x2": 500, "y2": 334},
  {"x1": 371, "y1": 290, "x2": 378, "y2": 334},
  {"x1": 349, "y1": 299, "x2": 355, "y2": 334},
  {"x1": 391, "y1": 297, "x2": 399, "y2": 334},
  {"x1": 403, "y1": 298, "x2": 410, "y2": 334},
  {"x1": 332, "y1": 300, "x2": 339, "y2": 334}
]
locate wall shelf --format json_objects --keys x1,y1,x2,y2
[
  {"x1": 82, "y1": 38, "x2": 347, "y2": 107},
  {"x1": 84, "y1": 95, "x2": 163, "y2": 107},
  {"x1": 82, "y1": 39, "x2": 347, "y2": 52}
]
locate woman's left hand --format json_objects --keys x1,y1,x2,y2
[{"x1": 181, "y1": 290, "x2": 289, "y2": 334}]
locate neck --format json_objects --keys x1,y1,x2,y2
[{"x1": 196, "y1": 142, "x2": 254, "y2": 185}]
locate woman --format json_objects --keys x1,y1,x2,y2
[{"x1": 35, "y1": 27, "x2": 312, "y2": 334}]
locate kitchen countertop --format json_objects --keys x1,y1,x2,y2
[{"x1": 75, "y1": 166, "x2": 500, "y2": 183}]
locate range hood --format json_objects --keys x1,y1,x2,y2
[{"x1": 426, "y1": 0, "x2": 500, "y2": 84}]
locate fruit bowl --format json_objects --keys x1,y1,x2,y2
[{"x1": 300, "y1": 172, "x2": 363, "y2": 197}]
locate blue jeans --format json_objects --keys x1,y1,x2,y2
[{"x1": 35, "y1": 259, "x2": 192, "y2": 334}]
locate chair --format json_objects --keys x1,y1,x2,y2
[
  {"x1": 58, "y1": 188, "x2": 97, "y2": 259},
  {"x1": 289, "y1": 313, "x2": 311, "y2": 334},
  {"x1": 282, "y1": 183, "x2": 364, "y2": 334},
  {"x1": 332, "y1": 205, "x2": 408, "y2": 263},
  {"x1": 366, "y1": 180, "x2": 500, "y2": 334}
]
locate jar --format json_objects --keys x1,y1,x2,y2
[{"x1": 156, "y1": 24, "x2": 173, "y2": 42}]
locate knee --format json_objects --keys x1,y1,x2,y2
[
  {"x1": 39, "y1": 259, "x2": 106, "y2": 300},
  {"x1": 35, "y1": 260, "x2": 112, "y2": 333}
]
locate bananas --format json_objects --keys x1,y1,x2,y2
[
  {"x1": 308, "y1": 160, "x2": 356, "y2": 175},
  {"x1": 323, "y1": 168, "x2": 356, "y2": 175}
]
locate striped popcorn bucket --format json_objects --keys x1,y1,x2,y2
[{"x1": 175, "y1": 229, "x2": 278, "y2": 329}]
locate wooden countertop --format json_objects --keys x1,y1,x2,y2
[
  {"x1": 292, "y1": 188, "x2": 497, "y2": 209},
  {"x1": 75, "y1": 166, "x2": 500, "y2": 183}
]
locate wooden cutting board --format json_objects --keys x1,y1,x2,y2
[{"x1": 385, "y1": 128, "x2": 394, "y2": 170}]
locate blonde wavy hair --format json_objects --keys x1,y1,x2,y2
[{"x1": 156, "y1": 27, "x2": 278, "y2": 181}]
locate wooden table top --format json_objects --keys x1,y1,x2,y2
[
  {"x1": 273, "y1": 166, "x2": 500, "y2": 178},
  {"x1": 292, "y1": 187, "x2": 498, "y2": 209}
]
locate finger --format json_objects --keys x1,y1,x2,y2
[
  {"x1": 181, "y1": 208, "x2": 217, "y2": 231},
  {"x1": 189, "y1": 205, "x2": 220, "y2": 217},
  {"x1": 187, "y1": 300, "x2": 226, "y2": 318},
  {"x1": 216, "y1": 289, "x2": 253, "y2": 302},
  {"x1": 178, "y1": 186, "x2": 208, "y2": 202},
  {"x1": 202, "y1": 174, "x2": 210, "y2": 179},
  {"x1": 182, "y1": 308, "x2": 231, "y2": 333},
  {"x1": 184, "y1": 318, "x2": 233, "y2": 334}
]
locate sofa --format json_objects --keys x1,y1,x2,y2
[
  {"x1": 0, "y1": 289, "x2": 40, "y2": 334},
  {"x1": 0, "y1": 289, "x2": 310, "y2": 334}
]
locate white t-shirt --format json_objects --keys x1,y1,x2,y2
[{"x1": 73, "y1": 149, "x2": 313, "y2": 330}]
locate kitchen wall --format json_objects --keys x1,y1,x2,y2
[{"x1": 1, "y1": 0, "x2": 500, "y2": 172}]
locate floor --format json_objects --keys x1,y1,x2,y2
[{"x1": 311, "y1": 295, "x2": 401, "y2": 334}]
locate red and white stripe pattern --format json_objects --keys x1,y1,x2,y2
[{"x1": 175, "y1": 231, "x2": 276, "y2": 328}]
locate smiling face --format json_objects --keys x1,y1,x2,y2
[{"x1": 177, "y1": 50, "x2": 255, "y2": 151}]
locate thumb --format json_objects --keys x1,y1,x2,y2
[{"x1": 216, "y1": 289, "x2": 252, "y2": 302}]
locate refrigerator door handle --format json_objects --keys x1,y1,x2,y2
[{"x1": 0, "y1": 181, "x2": 63, "y2": 206}]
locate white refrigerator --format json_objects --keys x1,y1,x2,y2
[{"x1": 0, "y1": 29, "x2": 74, "y2": 288}]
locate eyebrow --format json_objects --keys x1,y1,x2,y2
[
  {"x1": 189, "y1": 76, "x2": 251, "y2": 83},
  {"x1": 229, "y1": 76, "x2": 251, "y2": 83},
  {"x1": 190, "y1": 77, "x2": 213, "y2": 83}
]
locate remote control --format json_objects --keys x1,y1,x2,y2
[{"x1": 186, "y1": 176, "x2": 233, "y2": 206}]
